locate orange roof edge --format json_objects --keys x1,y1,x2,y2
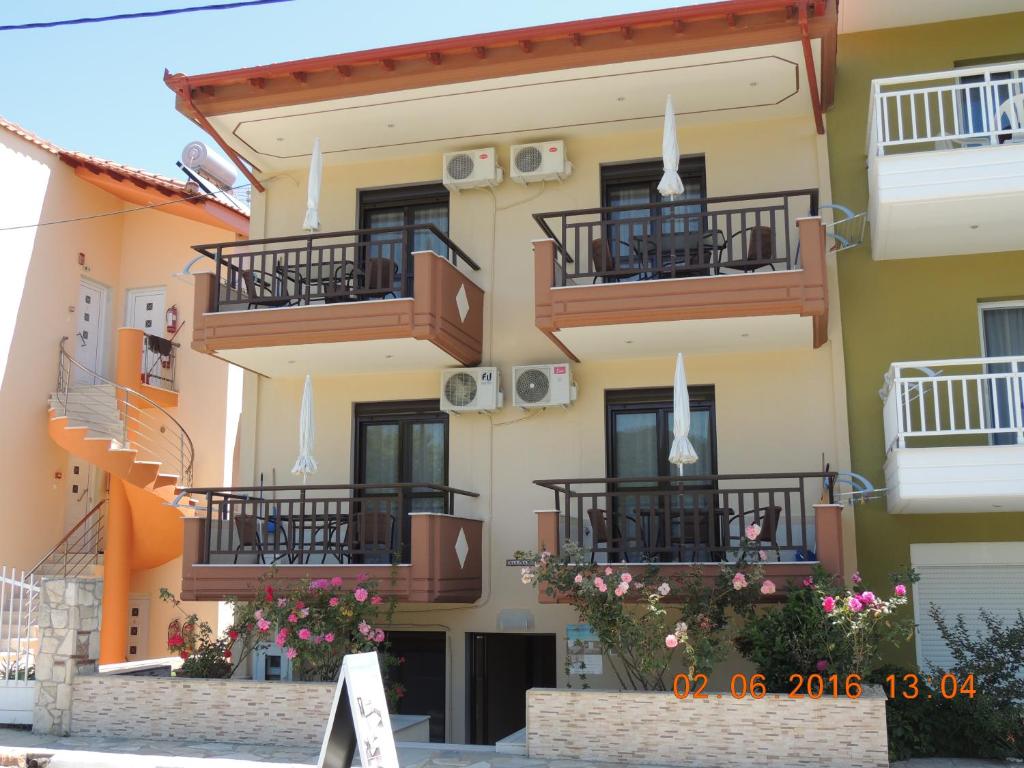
[{"x1": 165, "y1": 0, "x2": 825, "y2": 89}]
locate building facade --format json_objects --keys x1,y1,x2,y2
[
  {"x1": 827, "y1": 6, "x2": 1024, "y2": 670},
  {"x1": 166, "y1": 1, "x2": 855, "y2": 745},
  {"x1": 0, "y1": 117, "x2": 247, "y2": 664}
]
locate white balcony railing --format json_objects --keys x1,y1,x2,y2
[
  {"x1": 882, "y1": 356, "x2": 1024, "y2": 453},
  {"x1": 868, "y1": 61, "x2": 1024, "y2": 157}
]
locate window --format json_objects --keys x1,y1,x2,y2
[
  {"x1": 954, "y1": 57, "x2": 1024, "y2": 136},
  {"x1": 605, "y1": 387, "x2": 717, "y2": 481},
  {"x1": 353, "y1": 400, "x2": 449, "y2": 562},
  {"x1": 979, "y1": 301, "x2": 1024, "y2": 445}
]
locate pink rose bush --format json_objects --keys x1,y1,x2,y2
[
  {"x1": 513, "y1": 533, "x2": 773, "y2": 690},
  {"x1": 230, "y1": 574, "x2": 397, "y2": 690}
]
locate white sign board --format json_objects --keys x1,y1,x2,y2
[{"x1": 318, "y1": 651, "x2": 399, "y2": 768}]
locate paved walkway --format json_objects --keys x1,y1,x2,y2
[{"x1": 0, "y1": 728, "x2": 1014, "y2": 768}]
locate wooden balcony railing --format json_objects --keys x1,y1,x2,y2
[
  {"x1": 533, "y1": 189, "x2": 819, "y2": 287},
  {"x1": 535, "y1": 472, "x2": 837, "y2": 564},
  {"x1": 192, "y1": 224, "x2": 479, "y2": 312},
  {"x1": 185, "y1": 483, "x2": 479, "y2": 566}
]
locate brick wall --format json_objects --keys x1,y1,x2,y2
[
  {"x1": 71, "y1": 675, "x2": 335, "y2": 747},
  {"x1": 526, "y1": 687, "x2": 889, "y2": 768}
]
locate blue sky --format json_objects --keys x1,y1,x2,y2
[{"x1": 0, "y1": 0, "x2": 699, "y2": 178}]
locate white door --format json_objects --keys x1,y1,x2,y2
[
  {"x1": 126, "y1": 287, "x2": 166, "y2": 335},
  {"x1": 126, "y1": 596, "x2": 150, "y2": 661},
  {"x1": 65, "y1": 459, "x2": 99, "y2": 533},
  {"x1": 73, "y1": 280, "x2": 107, "y2": 384}
]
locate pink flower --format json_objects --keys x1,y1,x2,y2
[
  {"x1": 312, "y1": 635, "x2": 323, "y2": 645},
  {"x1": 573, "y1": 573, "x2": 583, "y2": 584},
  {"x1": 614, "y1": 584, "x2": 627, "y2": 597},
  {"x1": 658, "y1": 582, "x2": 671, "y2": 596},
  {"x1": 371, "y1": 595, "x2": 383, "y2": 605},
  {"x1": 277, "y1": 598, "x2": 287, "y2": 607},
  {"x1": 275, "y1": 629, "x2": 289, "y2": 647},
  {"x1": 254, "y1": 609, "x2": 264, "y2": 621},
  {"x1": 256, "y1": 618, "x2": 271, "y2": 633},
  {"x1": 760, "y1": 579, "x2": 776, "y2": 596},
  {"x1": 665, "y1": 634, "x2": 679, "y2": 649},
  {"x1": 894, "y1": 584, "x2": 907, "y2": 597},
  {"x1": 758, "y1": 550, "x2": 767, "y2": 562},
  {"x1": 816, "y1": 659, "x2": 828, "y2": 672},
  {"x1": 620, "y1": 572, "x2": 632, "y2": 584},
  {"x1": 373, "y1": 629, "x2": 385, "y2": 643},
  {"x1": 604, "y1": 567, "x2": 613, "y2": 576},
  {"x1": 294, "y1": 601, "x2": 305, "y2": 611},
  {"x1": 357, "y1": 573, "x2": 369, "y2": 582},
  {"x1": 860, "y1": 591, "x2": 876, "y2": 605},
  {"x1": 803, "y1": 577, "x2": 814, "y2": 588},
  {"x1": 745, "y1": 523, "x2": 761, "y2": 541},
  {"x1": 822, "y1": 596, "x2": 836, "y2": 613},
  {"x1": 848, "y1": 597, "x2": 864, "y2": 613},
  {"x1": 354, "y1": 588, "x2": 369, "y2": 603},
  {"x1": 300, "y1": 608, "x2": 310, "y2": 618},
  {"x1": 330, "y1": 576, "x2": 343, "y2": 587},
  {"x1": 298, "y1": 628, "x2": 312, "y2": 641},
  {"x1": 285, "y1": 647, "x2": 297, "y2": 660},
  {"x1": 324, "y1": 632, "x2": 335, "y2": 643},
  {"x1": 851, "y1": 571, "x2": 862, "y2": 585},
  {"x1": 287, "y1": 613, "x2": 298, "y2": 624},
  {"x1": 593, "y1": 577, "x2": 607, "y2": 593},
  {"x1": 358, "y1": 621, "x2": 371, "y2": 636},
  {"x1": 329, "y1": 597, "x2": 339, "y2": 607},
  {"x1": 732, "y1": 573, "x2": 748, "y2": 590}
]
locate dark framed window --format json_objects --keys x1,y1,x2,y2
[
  {"x1": 600, "y1": 157, "x2": 706, "y2": 209},
  {"x1": 353, "y1": 400, "x2": 449, "y2": 562},
  {"x1": 605, "y1": 386, "x2": 717, "y2": 482}
]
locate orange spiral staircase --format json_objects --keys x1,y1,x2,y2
[{"x1": 47, "y1": 329, "x2": 194, "y2": 664}]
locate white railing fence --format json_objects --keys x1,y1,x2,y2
[
  {"x1": 882, "y1": 356, "x2": 1024, "y2": 453},
  {"x1": 0, "y1": 566, "x2": 39, "y2": 685},
  {"x1": 868, "y1": 61, "x2": 1024, "y2": 156}
]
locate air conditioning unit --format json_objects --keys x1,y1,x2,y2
[
  {"x1": 512, "y1": 363, "x2": 577, "y2": 408},
  {"x1": 441, "y1": 367, "x2": 503, "y2": 413},
  {"x1": 442, "y1": 148, "x2": 503, "y2": 191},
  {"x1": 510, "y1": 140, "x2": 572, "y2": 184}
]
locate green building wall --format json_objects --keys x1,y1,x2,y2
[{"x1": 827, "y1": 13, "x2": 1024, "y2": 663}]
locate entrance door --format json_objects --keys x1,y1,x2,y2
[
  {"x1": 126, "y1": 287, "x2": 165, "y2": 334},
  {"x1": 387, "y1": 631, "x2": 446, "y2": 742},
  {"x1": 65, "y1": 458, "x2": 100, "y2": 533},
  {"x1": 468, "y1": 633, "x2": 556, "y2": 746},
  {"x1": 126, "y1": 596, "x2": 150, "y2": 661},
  {"x1": 73, "y1": 279, "x2": 107, "y2": 384},
  {"x1": 354, "y1": 401, "x2": 448, "y2": 563}
]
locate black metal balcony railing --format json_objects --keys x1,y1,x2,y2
[
  {"x1": 141, "y1": 332, "x2": 179, "y2": 391},
  {"x1": 534, "y1": 189, "x2": 819, "y2": 287},
  {"x1": 535, "y1": 471, "x2": 836, "y2": 563},
  {"x1": 186, "y1": 483, "x2": 479, "y2": 566},
  {"x1": 192, "y1": 224, "x2": 480, "y2": 313}
]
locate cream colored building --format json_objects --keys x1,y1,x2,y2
[
  {"x1": 0, "y1": 117, "x2": 247, "y2": 663},
  {"x1": 166, "y1": 1, "x2": 854, "y2": 745}
]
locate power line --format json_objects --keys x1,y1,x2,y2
[
  {"x1": 0, "y1": 0, "x2": 295, "y2": 32},
  {"x1": 0, "y1": 183, "x2": 251, "y2": 231}
]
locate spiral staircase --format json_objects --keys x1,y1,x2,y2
[{"x1": 44, "y1": 333, "x2": 195, "y2": 663}]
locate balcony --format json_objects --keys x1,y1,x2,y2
[
  {"x1": 882, "y1": 357, "x2": 1024, "y2": 513},
  {"x1": 190, "y1": 225, "x2": 483, "y2": 376},
  {"x1": 533, "y1": 190, "x2": 828, "y2": 361},
  {"x1": 532, "y1": 472, "x2": 843, "y2": 603},
  {"x1": 179, "y1": 483, "x2": 482, "y2": 602},
  {"x1": 867, "y1": 61, "x2": 1024, "y2": 260}
]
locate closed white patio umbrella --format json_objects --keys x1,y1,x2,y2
[
  {"x1": 291, "y1": 374, "x2": 318, "y2": 482},
  {"x1": 657, "y1": 95, "x2": 685, "y2": 199},
  {"x1": 302, "y1": 137, "x2": 323, "y2": 232},
  {"x1": 669, "y1": 353, "x2": 698, "y2": 472}
]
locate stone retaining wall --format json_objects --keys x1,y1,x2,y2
[
  {"x1": 526, "y1": 687, "x2": 889, "y2": 768},
  {"x1": 71, "y1": 675, "x2": 336, "y2": 747}
]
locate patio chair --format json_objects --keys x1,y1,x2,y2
[
  {"x1": 587, "y1": 507, "x2": 625, "y2": 562},
  {"x1": 232, "y1": 515, "x2": 267, "y2": 564},
  {"x1": 324, "y1": 262, "x2": 360, "y2": 304},
  {"x1": 722, "y1": 225, "x2": 776, "y2": 273},
  {"x1": 360, "y1": 256, "x2": 400, "y2": 298},
  {"x1": 240, "y1": 268, "x2": 295, "y2": 309},
  {"x1": 728, "y1": 504, "x2": 783, "y2": 561},
  {"x1": 348, "y1": 506, "x2": 396, "y2": 564},
  {"x1": 996, "y1": 93, "x2": 1024, "y2": 143},
  {"x1": 589, "y1": 237, "x2": 640, "y2": 283}
]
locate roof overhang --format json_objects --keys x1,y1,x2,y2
[{"x1": 164, "y1": 0, "x2": 837, "y2": 187}]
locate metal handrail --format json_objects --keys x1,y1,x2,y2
[
  {"x1": 192, "y1": 223, "x2": 480, "y2": 271},
  {"x1": 56, "y1": 337, "x2": 195, "y2": 487},
  {"x1": 182, "y1": 482, "x2": 478, "y2": 497},
  {"x1": 28, "y1": 500, "x2": 107, "y2": 578}
]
